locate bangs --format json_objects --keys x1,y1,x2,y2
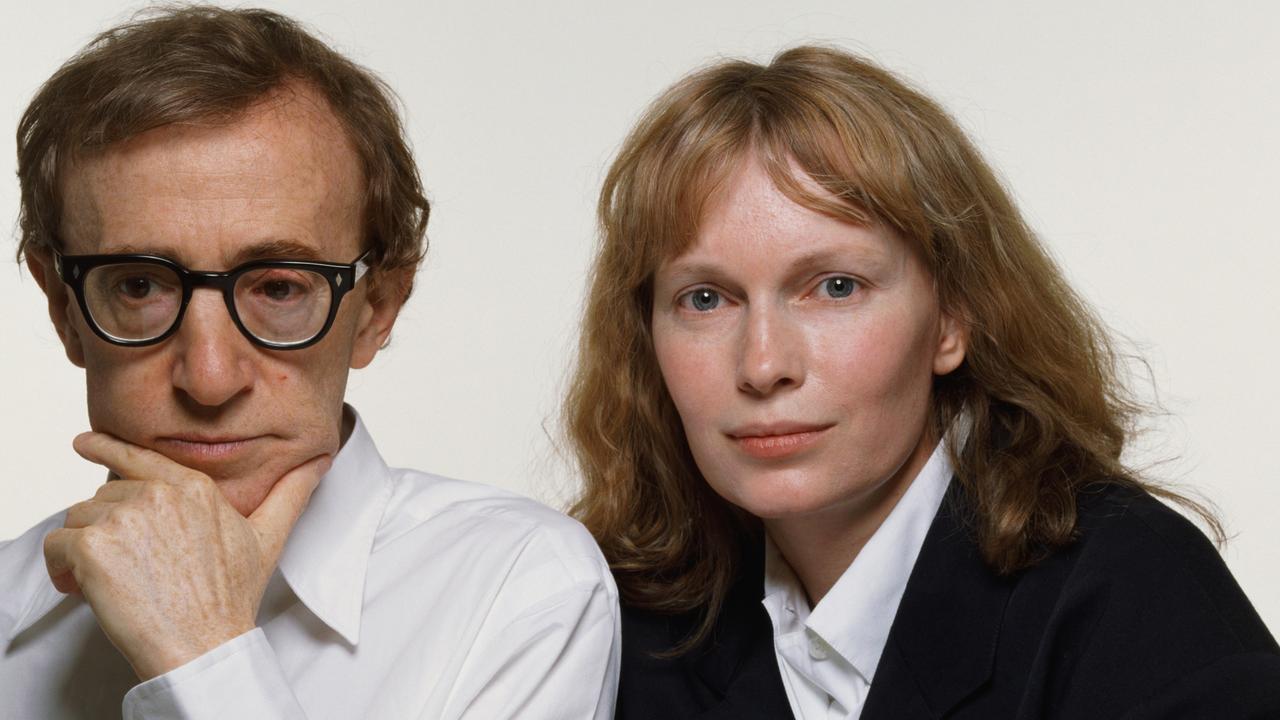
[{"x1": 602, "y1": 53, "x2": 942, "y2": 293}]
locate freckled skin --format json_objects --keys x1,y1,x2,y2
[
  {"x1": 650, "y1": 158, "x2": 966, "y2": 601},
  {"x1": 33, "y1": 85, "x2": 401, "y2": 516}
]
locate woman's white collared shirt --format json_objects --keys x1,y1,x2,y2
[{"x1": 762, "y1": 435, "x2": 954, "y2": 720}]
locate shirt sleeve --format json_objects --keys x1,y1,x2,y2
[
  {"x1": 440, "y1": 556, "x2": 622, "y2": 720},
  {"x1": 122, "y1": 629, "x2": 307, "y2": 720}
]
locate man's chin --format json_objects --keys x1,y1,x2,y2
[{"x1": 213, "y1": 473, "x2": 280, "y2": 517}]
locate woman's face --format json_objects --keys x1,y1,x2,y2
[{"x1": 651, "y1": 159, "x2": 966, "y2": 523}]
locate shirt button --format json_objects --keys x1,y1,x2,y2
[{"x1": 806, "y1": 630, "x2": 829, "y2": 660}]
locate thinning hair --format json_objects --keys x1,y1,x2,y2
[
  {"x1": 565, "y1": 45, "x2": 1221, "y2": 653},
  {"x1": 16, "y1": 5, "x2": 429, "y2": 298}
]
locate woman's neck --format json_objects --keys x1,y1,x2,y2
[{"x1": 764, "y1": 426, "x2": 941, "y2": 607}]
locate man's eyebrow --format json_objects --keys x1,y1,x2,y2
[
  {"x1": 95, "y1": 242, "x2": 179, "y2": 257},
  {"x1": 229, "y1": 240, "x2": 325, "y2": 265},
  {"x1": 93, "y1": 239, "x2": 327, "y2": 266}
]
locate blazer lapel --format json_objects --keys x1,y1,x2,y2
[
  {"x1": 862, "y1": 480, "x2": 1015, "y2": 719},
  {"x1": 691, "y1": 549, "x2": 797, "y2": 720},
  {"x1": 694, "y1": 632, "x2": 795, "y2": 720}
]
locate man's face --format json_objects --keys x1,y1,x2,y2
[{"x1": 34, "y1": 85, "x2": 400, "y2": 516}]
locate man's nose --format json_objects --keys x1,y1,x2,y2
[
  {"x1": 169, "y1": 289, "x2": 256, "y2": 407},
  {"x1": 735, "y1": 303, "x2": 805, "y2": 397}
]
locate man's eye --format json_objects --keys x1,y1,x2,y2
[
  {"x1": 680, "y1": 288, "x2": 721, "y2": 312},
  {"x1": 260, "y1": 279, "x2": 298, "y2": 301},
  {"x1": 117, "y1": 276, "x2": 157, "y2": 299},
  {"x1": 249, "y1": 272, "x2": 316, "y2": 302},
  {"x1": 819, "y1": 276, "x2": 859, "y2": 299}
]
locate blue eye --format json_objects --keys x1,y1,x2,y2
[
  {"x1": 820, "y1": 276, "x2": 858, "y2": 299},
  {"x1": 684, "y1": 288, "x2": 721, "y2": 312}
]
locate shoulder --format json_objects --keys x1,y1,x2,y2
[
  {"x1": 1003, "y1": 483, "x2": 1280, "y2": 713},
  {"x1": 1061, "y1": 483, "x2": 1272, "y2": 654},
  {"x1": 373, "y1": 467, "x2": 615, "y2": 607}
]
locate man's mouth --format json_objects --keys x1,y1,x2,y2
[{"x1": 153, "y1": 435, "x2": 267, "y2": 464}]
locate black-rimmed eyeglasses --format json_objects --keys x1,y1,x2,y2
[{"x1": 53, "y1": 250, "x2": 372, "y2": 350}]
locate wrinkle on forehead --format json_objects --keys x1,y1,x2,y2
[{"x1": 57, "y1": 80, "x2": 364, "y2": 257}]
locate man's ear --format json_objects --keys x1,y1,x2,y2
[
  {"x1": 933, "y1": 309, "x2": 967, "y2": 376},
  {"x1": 25, "y1": 248, "x2": 86, "y2": 368},
  {"x1": 349, "y1": 267, "x2": 413, "y2": 370}
]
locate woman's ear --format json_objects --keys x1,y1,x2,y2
[
  {"x1": 933, "y1": 310, "x2": 967, "y2": 376},
  {"x1": 25, "y1": 248, "x2": 87, "y2": 368}
]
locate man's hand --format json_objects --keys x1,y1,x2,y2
[{"x1": 43, "y1": 433, "x2": 331, "y2": 681}]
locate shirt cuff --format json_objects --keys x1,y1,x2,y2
[{"x1": 122, "y1": 628, "x2": 306, "y2": 719}]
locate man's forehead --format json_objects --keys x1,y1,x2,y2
[
  {"x1": 94, "y1": 239, "x2": 332, "y2": 267},
  {"x1": 57, "y1": 83, "x2": 365, "y2": 264}
]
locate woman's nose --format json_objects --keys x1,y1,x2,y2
[{"x1": 736, "y1": 304, "x2": 805, "y2": 397}]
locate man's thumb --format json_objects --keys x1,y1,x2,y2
[{"x1": 249, "y1": 454, "x2": 332, "y2": 558}]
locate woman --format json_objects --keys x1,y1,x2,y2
[{"x1": 566, "y1": 46, "x2": 1279, "y2": 718}]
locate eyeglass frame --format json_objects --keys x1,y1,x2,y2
[{"x1": 52, "y1": 249, "x2": 373, "y2": 350}]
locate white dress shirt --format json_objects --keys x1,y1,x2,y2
[
  {"x1": 0, "y1": 408, "x2": 620, "y2": 719},
  {"x1": 761, "y1": 435, "x2": 954, "y2": 720}
]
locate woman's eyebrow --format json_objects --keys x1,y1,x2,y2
[
  {"x1": 784, "y1": 247, "x2": 890, "y2": 276},
  {"x1": 660, "y1": 259, "x2": 724, "y2": 282},
  {"x1": 663, "y1": 245, "x2": 892, "y2": 284}
]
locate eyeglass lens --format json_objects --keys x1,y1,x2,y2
[
  {"x1": 234, "y1": 267, "x2": 333, "y2": 344},
  {"x1": 81, "y1": 262, "x2": 334, "y2": 345}
]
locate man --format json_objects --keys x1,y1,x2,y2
[{"x1": 0, "y1": 6, "x2": 619, "y2": 718}]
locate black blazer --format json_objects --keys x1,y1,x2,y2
[{"x1": 617, "y1": 482, "x2": 1280, "y2": 719}]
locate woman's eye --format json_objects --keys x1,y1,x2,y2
[
  {"x1": 819, "y1": 276, "x2": 859, "y2": 299},
  {"x1": 681, "y1": 288, "x2": 721, "y2": 312}
]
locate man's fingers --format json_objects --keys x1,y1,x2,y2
[
  {"x1": 249, "y1": 454, "x2": 331, "y2": 560},
  {"x1": 64, "y1": 499, "x2": 113, "y2": 529},
  {"x1": 92, "y1": 479, "x2": 143, "y2": 502},
  {"x1": 63, "y1": 480, "x2": 143, "y2": 528},
  {"x1": 72, "y1": 432, "x2": 194, "y2": 484},
  {"x1": 43, "y1": 528, "x2": 82, "y2": 595}
]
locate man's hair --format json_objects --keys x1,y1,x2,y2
[
  {"x1": 565, "y1": 45, "x2": 1222, "y2": 653},
  {"x1": 16, "y1": 5, "x2": 429, "y2": 298}
]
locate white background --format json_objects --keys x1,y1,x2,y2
[{"x1": 2, "y1": 1, "x2": 1276, "y2": 636}]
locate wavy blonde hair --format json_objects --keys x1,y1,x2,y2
[{"x1": 566, "y1": 45, "x2": 1220, "y2": 652}]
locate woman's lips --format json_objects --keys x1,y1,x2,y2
[{"x1": 728, "y1": 424, "x2": 833, "y2": 460}]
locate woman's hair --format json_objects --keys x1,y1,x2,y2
[
  {"x1": 16, "y1": 5, "x2": 429, "y2": 299},
  {"x1": 565, "y1": 45, "x2": 1221, "y2": 652}
]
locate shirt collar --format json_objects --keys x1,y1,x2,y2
[
  {"x1": 276, "y1": 405, "x2": 393, "y2": 646},
  {"x1": 761, "y1": 427, "x2": 956, "y2": 706},
  {"x1": 1, "y1": 512, "x2": 73, "y2": 642},
  {"x1": 807, "y1": 434, "x2": 953, "y2": 682},
  {"x1": 2, "y1": 405, "x2": 393, "y2": 647}
]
